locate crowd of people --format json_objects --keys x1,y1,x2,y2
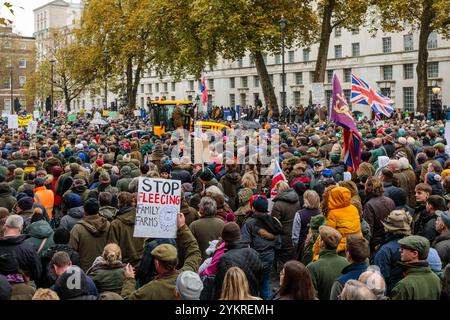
[{"x1": 0, "y1": 108, "x2": 449, "y2": 301}]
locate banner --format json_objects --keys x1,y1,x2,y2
[
  {"x1": 134, "y1": 177, "x2": 181, "y2": 238},
  {"x1": 27, "y1": 121, "x2": 38, "y2": 134},
  {"x1": 68, "y1": 114, "x2": 77, "y2": 122},
  {"x1": 18, "y1": 114, "x2": 33, "y2": 127},
  {"x1": 8, "y1": 115, "x2": 18, "y2": 129}
]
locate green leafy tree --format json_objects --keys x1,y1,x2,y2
[
  {"x1": 0, "y1": 1, "x2": 14, "y2": 25},
  {"x1": 375, "y1": 0, "x2": 450, "y2": 114}
]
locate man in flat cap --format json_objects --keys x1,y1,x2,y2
[
  {"x1": 433, "y1": 211, "x2": 450, "y2": 266},
  {"x1": 391, "y1": 235, "x2": 441, "y2": 300},
  {"x1": 121, "y1": 213, "x2": 201, "y2": 300}
]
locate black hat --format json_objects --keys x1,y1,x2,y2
[
  {"x1": 84, "y1": 198, "x2": 99, "y2": 216},
  {"x1": 53, "y1": 227, "x2": 71, "y2": 244},
  {"x1": 199, "y1": 169, "x2": 214, "y2": 182},
  {"x1": 252, "y1": 196, "x2": 268, "y2": 213}
]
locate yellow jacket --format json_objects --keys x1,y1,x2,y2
[{"x1": 313, "y1": 187, "x2": 361, "y2": 260}]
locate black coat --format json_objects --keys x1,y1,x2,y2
[
  {"x1": 0, "y1": 235, "x2": 42, "y2": 282},
  {"x1": 213, "y1": 241, "x2": 263, "y2": 299},
  {"x1": 433, "y1": 232, "x2": 450, "y2": 267},
  {"x1": 40, "y1": 244, "x2": 81, "y2": 287}
]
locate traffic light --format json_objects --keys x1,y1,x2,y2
[{"x1": 14, "y1": 98, "x2": 21, "y2": 113}]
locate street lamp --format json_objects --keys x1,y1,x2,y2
[
  {"x1": 279, "y1": 15, "x2": 287, "y2": 121},
  {"x1": 8, "y1": 66, "x2": 13, "y2": 114},
  {"x1": 432, "y1": 84, "x2": 442, "y2": 120},
  {"x1": 49, "y1": 59, "x2": 56, "y2": 120},
  {"x1": 195, "y1": 94, "x2": 200, "y2": 119},
  {"x1": 103, "y1": 48, "x2": 109, "y2": 109}
]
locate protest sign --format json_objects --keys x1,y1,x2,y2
[
  {"x1": 18, "y1": 114, "x2": 33, "y2": 127},
  {"x1": 133, "y1": 110, "x2": 141, "y2": 117},
  {"x1": 134, "y1": 177, "x2": 181, "y2": 238},
  {"x1": 68, "y1": 114, "x2": 77, "y2": 122},
  {"x1": 27, "y1": 121, "x2": 38, "y2": 134},
  {"x1": 311, "y1": 83, "x2": 325, "y2": 106},
  {"x1": 102, "y1": 110, "x2": 110, "y2": 117},
  {"x1": 33, "y1": 111, "x2": 40, "y2": 119},
  {"x1": 8, "y1": 115, "x2": 18, "y2": 129},
  {"x1": 108, "y1": 111, "x2": 118, "y2": 119}
]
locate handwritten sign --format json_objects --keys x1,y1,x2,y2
[
  {"x1": 134, "y1": 177, "x2": 181, "y2": 238},
  {"x1": 8, "y1": 115, "x2": 18, "y2": 129},
  {"x1": 27, "y1": 121, "x2": 38, "y2": 134},
  {"x1": 311, "y1": 83, "x2": 325, "y2": 106}
]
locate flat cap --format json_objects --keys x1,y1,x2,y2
[
  {"x1": 398, "y1": 235, "x2": 430, "y2": 256},
  {"x1": 151, "y1": 244, "x2": 177, "y2": 261}
]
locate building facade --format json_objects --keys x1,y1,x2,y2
[
  {"x1": 0, "y1": 26, "x2": 36, "y2": 113},
  {"x1": 125, "y1": 28, "x2": 449, "y2": 119}
]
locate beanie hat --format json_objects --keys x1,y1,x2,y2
[
  {"x1": 84, "y1": 198, "x2": 99, "y2": 215},
  {"x1": 17, "y1": 197, "x2": 34, "y2": 211},
  {"x1": 53, "y1": 227, "x2": 71, "y2": 244},
  {"x1": 95, "y1": 159, "x2": 104, "y2": 167},
  {"x1": 175, "y1": 271, "x2": 204, "y2": 300},
  {"x1": 221, "y1": 222, "x2": 241, "y2": 242},
  {"x1": 66, "y1": 193, "x2": 82, "y2": 209},
  {"x1": 251, "y1": 196, "x2": 269, "y2": 213},
  {"x1": 330, "y1": 153, "x2": 340, "y2": 164},
  {"x1": 99, "y1": 171, "x2": 111, "y2": 184},
  {"x1": 199, "y1": 169, "x2": 214, "y2": 182},
  {"x1": 439, "y1": 211, "x2": 450, "y2": 228},
  {"x1": 52, "y1": 166, "x2": 63, "y2": 177},
  {"x1": 321, "y1": 169, "x2": 333, "y2": 177},
  {"x1": 226, "y1": 213, "x2": 236, "y2": 223}
]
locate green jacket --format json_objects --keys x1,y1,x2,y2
[
  {"x1": 121, "y1": 224, "x2": 201, "y2": 300},
  {"x1": 24, "y1": 220, "x2": 55, "y2": 256},
  {"x1": 307, "y1": 249, "x2": 349, "y2": 301},
  {"x1": 116, "y1": 176, "x2": 133, "y2": 192},
  {"x1": 107, "y1": 207, "x2": 145, "y2": 267},
  {"x1": 391, "y1": 261, "x2": 441, "y2": 300},
  {"x1": 69, "y1": 214, "x2": 111, "y2": 271},
  {"x1": 87, "y1": 261, "x2": 125, "y2": 294},
  {"x1": 0, "y1": 191, "x2": 17, "y2": 212},
  {"x1": 9, "y1": 177, "x2": 24, "y2": 191},
  {"x1": 98, "y1": 206, "x2": 118, "y2": 221}
]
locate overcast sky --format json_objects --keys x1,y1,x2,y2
[{"x1": 4, "y1": 0, "x2": 81, "y2": 36}]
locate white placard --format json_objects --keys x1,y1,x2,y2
[
  {"x1": 33, "y1": 111, "x2": 40, "y2": 119},
  {"x1": 445, "y1": 122, "x2": 450, "y2": 157},
  {"x1": 8, "y1": 115, "x2": 18, "y2": 129},
  {"x1": 27, "y1": 121, "x2": 38, "y2": 134},
  {"x1": 134, "y1": 177, "x2": 181, "y2": 238},
  {"x1": 134, "y1": 110, "x2": 141, "y2": 117},
  {"x1": 311, "y1": 82, "x2": 325, "y2": 106}
]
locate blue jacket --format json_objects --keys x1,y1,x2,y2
[
  {"x1": 336, "y1": 262, "x2": 368, "y2": 286},
  {"x1": 373, "y1": 234, "x2": 403, "y2": 294}
]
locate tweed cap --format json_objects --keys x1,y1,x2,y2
[
  {"x1": 398, "y1": 235, "x2": 430, "y2": 256},
  {"x1": 151, "y1": 244, "x2": 177, "y2": 261},
  {"x1": 319, "y1": 226, "x2": 342, "y2": 249}
]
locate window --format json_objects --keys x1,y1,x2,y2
[
  {"x1": 229, "y1": 77, "x2": 235, "y2": 89},
  {"x1": 352, "y1": 28, "x2": 359, "y2": 35},
  {"x1": 327, "y1": 70, "x2": 334, "y2": 83},
  {"x1": 382, "y1": 37, "x2": 391, "y2": 53},
  {"x1": 404, "y1": 34, "x2": 414, "y2": 51},
  {"x1": 288, "y1": 51, "x2": 295, "y2": 63},
  {"x1": 171, "y1": 96, "x2": 176, "y2": 101},
  {"x1": 427, "y1": 87, "x2": 434, "y2": 109},
  {"x1": 20, "y1": 42, "x2": 26, "y2": 50},
  {"x1": 140, "y1": 84, "x2": 144, "y2": 93},
  {"x1": 208, "y1": 79, "x2": 214, "y2": 90},
  {"x1": 249, "y1": 54, "x2": 255, "y2": 67},
  {"x1": 335, "y1": 45, "x2": 342, "y2": 59},
  {"x1": 19, "y1": 59, "x2": 27, "y2": 68},
  {"x1": 303, "y1": 48, "x2": 310, "y2": 61},
  {"x1": 403, "y1": 64, "x2": 414, "y2": 79},
  {"x1": 148, "y1": 84, "x2": 152, "y2": 93},
  {"x1": 171, "y1": 82, "x2": 176, "y2": 91},
  {"x1": 3, "y1": 41, "x2": 11, "y2": 48},
  {"x1": 5, "y1": 57, "x2": 11, "y2": 68},
  {"x1": 141, "y1": 97, "x2": 144, "y2": 108},
  {"x1": 3, "y1": 77, "x2": 10, "y2": 89},
  {"x1": 310, "y1": 71, "x2": 315, "y2": 83},
  {"x1": 4, "y1": 99, "x2": 11, "y2": 111},
  {"x1": 155, "y1": 83, "x2": 160, "y2": 92},
  {"x1": 253, "y1": 76, "x2": 260, "y2": 87},
  {"x1": 428, "y1": 62, "x2": 439, "y2": 78},
  {"x1": 428, "y1": 32, "x2": 438, "y2": 49},
  {"x1": 274, "y1": 54, "x2": 281, "y2": 65},
  {"x1": 335, "y1": 27, "x2": 341, "y2": 37},
  {"x1": 382, "y1": 65, "x2": 393, "y2": 80},
  {"x1": 403, "y1": 87, "x2": 414, "y2": 111},
  {"x1": 241, "y1": 76, "x2": 248, "y2": 88},
  {"x1": 343, "y1": 89, "x2": 352, "y2": 105},
  {"x1": 295, "y1": 72, "x2": 303, "y2": 85},
  {"x1": 380, "y1": 88, "x2": 391, "y2": 99},
  {"x1": 240, "y1": 93, "x2": 247, "y2": 107},
  {"x1": 188, "y1": 80, "x2": 194, "y2": 91},
  {"x1": 229, "y1": 94, "x2": 235, "y2": 107},
  {"x1": 325, "y1": 90, "x2": 332, "y2": 106},
  {"x1": 352, "y1": 43, "x2": 360, "y2": 57},
  {"x1": 237, "y1": 58, "x2": 243, "y2": 68},
  {"x1": 344, "y1": 68, "x2": 352, "y2": 83},
  {"x1": 294, "y1": 91, "x2": 302, "y2": 106},
  {"x1": 163, "y1": 82, "x2": 168, "y2": 92}
]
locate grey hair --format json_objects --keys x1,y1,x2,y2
[
  {"x1": 340, "y1": 280, "x2": 377, "y2": 300},
  {"x1": 205, "y1": 185, "x2": 223, "y2": 196},
  {"x1": 199, "y1": 197, "x2": 217, "y2": 217},
  {"x1": 358, "y1": 267, "x2": 386, "y2": 299},
  {"x1": 5, "y1": 215, "x2": 24, "y2": 231}
]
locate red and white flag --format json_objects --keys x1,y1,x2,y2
[{"x1": 270, "y1": 160, "x2": 287, "y2": 198}]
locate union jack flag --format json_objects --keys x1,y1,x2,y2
[{"x1": 351, "y1": 74, "x2": 395, "y2": 117}]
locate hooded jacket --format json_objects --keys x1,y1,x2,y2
[
  {"x1": 0, "y1": 183, "x2": 17, "y2": 212},
  {"x1": 271, "y1": 189, "x2": 301, "y2": 262},
  {"x1": 69, "y1": 214, "x2": 111, "y2": 271},
  {"x1": 98, "y1": 206, "x2": 118, "y2": 221},
  {"x1": 107, "y1": 207, "x2": 145, "y2": 267},
  {"x1": 433, "y1": 231, "x2": 450, "y2": 267},
  {"x1": 24, "y1": 220, "x2": 55, "y2": 256},
  {"x1": 315, "y1": 187, "x2": 361, "y2": 257},
  {"x1": 219, "y1": 172, "x2": 241, "y2": 211},
  {"x1": 59, "y1": 206, "x2": 84, "y2": 231}
]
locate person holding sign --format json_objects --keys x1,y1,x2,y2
[{"x1": 121, "y1": 212, "x2": 201, "y2": 300}]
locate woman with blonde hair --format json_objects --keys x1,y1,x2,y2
[
  {"x1": 292, "y1": 190, "x2": 321, "y2": 258},
  {"x1": 32, "y1": 288, "x2": 60, "y2": 300},
  {"x1": 241, "y1": 172, "x2": 258, "y2": 194},
  {"x1": 87, "y1": 243, "x2": 125, "y2": 293},
  {"x1": 220, "y1": 267, "x2": 261, "y2": 300}
]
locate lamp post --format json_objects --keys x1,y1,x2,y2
[
  {"x1": 103, "y1": 48, "x2": 108, "y2": 109},
  {"x1": 432, "y1": 84, "x2": 442, "y2": 120},
  {"x1": 49, "y1": 59, "x2": 56, "y2": 120},
  {"x1": 279, "y1": 15, "x2": 287, "y2": 121},
  {"x1": 8, "y1": 66, "x2": 13, "y2": 114},
  {"x1": 195, "y1": 94, "x2": 200, "y2": 119}
]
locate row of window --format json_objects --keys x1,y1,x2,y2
[
  {"x1": 2, "y1": 58, "x2": 27, "y2": 68},
  {"x1": 2, "y1": 41, "x2": 28, "y2": 50},
  {"x1": 381, "y1": 62, "x2": 439, "y2": 80},
  {"x1": 2, "y1": 76, "x2": 27, "y2": 89}
]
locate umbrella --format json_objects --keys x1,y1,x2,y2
[{"x1": 90, "y1": 118, "x2": 108, "y2": 125}]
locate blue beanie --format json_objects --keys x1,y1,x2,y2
[
  {"x1": 322, "y1": 169, "x2": 333, "y2": 177},
  {"x1": 66, "y1": 193, "x2": 82, "y2": 209},
  {"x1": 77, "y1": 152, "x2": 86, "y2": 162},
  {"x1": 17, "y1": 197, "x2": 34, "y2": 211}
]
